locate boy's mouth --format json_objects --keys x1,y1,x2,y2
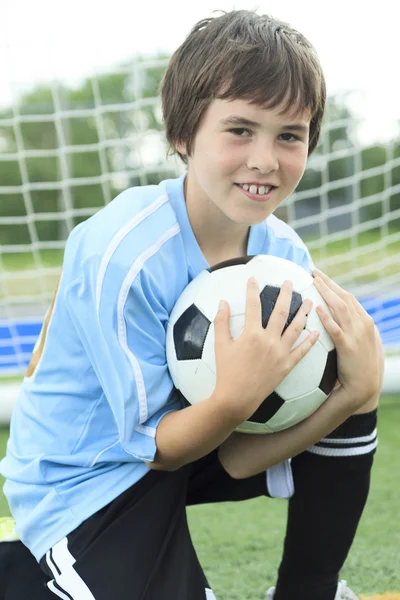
[
  {"x1": 237, "y1": 183, "x2": 274, "y2": 195},
  {"x1": 234, "y1": 182, "x2": 277, "y2": 201}
]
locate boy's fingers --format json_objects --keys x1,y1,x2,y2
[
  {"x1": 316, "y1": 304, "x2": 343, "y2": 343},
  {"x1": 244, "y1": 277, "x2": 262, "y2": 330},
  {"x1": 282, "y1": 298, "x2": 313, "y2": 347},
  {"x1": 289, "y1": 328, "x2": 319, "y2": 365},
  {"x1": 313, "y1": 277, "x2": 352, "y2": 329},
  {"x1": 214, "y1": 299, "x2": 232, "y2": 343},
  {"x1": 313, "y1": 269, "x2": 352, "y2": 303},
  {"x1": 313, "y1": 269, "x2": 369, "y2": 319},
  {"x1": 267, "y1": 280, "x2": 293, "y2": 337}
]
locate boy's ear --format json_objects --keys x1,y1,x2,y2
[{"x1": 175, "y1": 140, "x2": 187, "y2": 156}]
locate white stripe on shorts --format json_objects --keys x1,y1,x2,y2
[
  {"x1": 47, "y1": 580, "x2": 72, "y2": 600},
  {"x1": 206, "y1": 588, "x2": 217, "y2": 599},
  {"x1": 45, "y1": 537, "x2": 96, "y2": 599}
]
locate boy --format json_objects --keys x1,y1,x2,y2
[{"x1": 0, "y1": 10, "x2": 382, "y2": 600}]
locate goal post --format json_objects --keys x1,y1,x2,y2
[{"x1": 0, "y1": 57, "x2": 399, "y2": 422}]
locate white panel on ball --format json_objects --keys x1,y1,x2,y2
[
  {"x1": 275, "y1": 335, "x2": 328, "y2": 398},
  {"x1": 169, "y1": 270, "x2": 211, "y2": 324},
  {"x1": 200, "y1": 322, "x2": 216, "y2": 373},
  {"x1": 302, "y1": 284, "x2": 335, "y2": 352},
  {"x1": 245, "y1": 255, "x2": 313, "y2": 293},
  {"x1": 265, "y1": 387, "x2": 328, "y2": 432},
  {"x1": 195, "y1": 265, "x2": 248, "y2": 320},
  {"x1": 177, "y1": 358, "x2": 216, "y2": 405}
]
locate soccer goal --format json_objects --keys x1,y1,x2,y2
[{"x1": 0, "y1": 57, "x2": 399, "y2": 422}]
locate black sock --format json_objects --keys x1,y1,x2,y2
[{"x1": 274, "y1": 409, "x2": 377, "y2": 600}]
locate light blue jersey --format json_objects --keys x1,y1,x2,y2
[{"x1": 0, "y1": 174, "x2": 314, "y2": 562}]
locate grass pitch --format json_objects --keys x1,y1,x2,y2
[{"x1": 0, "y1": 395, "x2": 399, "y2": 599}]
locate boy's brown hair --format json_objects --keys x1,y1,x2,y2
[{"x1": 161, "y1": 10, "x2": 326, "y2": 163}]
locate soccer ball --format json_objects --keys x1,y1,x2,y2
[{"x1": 166, "y1": 255, "x2": 337, "y2": 433}]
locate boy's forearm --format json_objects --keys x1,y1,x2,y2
[
  {"x1": 148, "y1": 394, "x2": 241, "y2": 471},
  {"x1": 218, "y1": 385, "x2": 372, "y2": 480}
]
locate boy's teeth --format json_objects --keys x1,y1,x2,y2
[{"x1": 239, "y1": 183, "x2": 272, "y2": 195}]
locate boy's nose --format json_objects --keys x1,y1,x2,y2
[{"x1": 246, "y1": 144, "x2": 279, "y2": 174}]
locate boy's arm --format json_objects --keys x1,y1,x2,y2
[
  {"x1": 149, "y1": 272, "x2": 383, "y2": 474},
  {"x1": 218, "y1": 384, "x2": 377, "y2": 480}
]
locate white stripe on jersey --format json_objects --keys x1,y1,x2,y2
[
  {"x1": 95, "y1": 193, "x2": 169, "y2": 316},
  {"x1": 117, "y1": 223, "x2": 181, "y2": 428},
  {"x1": 46, "y1": 537, "x2": 96, "y2": 599}
]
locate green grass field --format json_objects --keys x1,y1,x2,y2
[{"x1": 0, "y1": 395, "x2": 399, "y2": 598}]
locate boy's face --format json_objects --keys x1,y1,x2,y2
[{"x1": 177, "y1": 98, "x2": 311, "y2": 228}]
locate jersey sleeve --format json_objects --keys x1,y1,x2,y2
[
  {"x1": 64, "y1": 254, "x2": 182, "y2": 463},
  {"x1": 294, "y1": 242, "x2": 315, "y2": 274}
]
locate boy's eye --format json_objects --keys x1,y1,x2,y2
[
  {"x1": 279, "y1": 133, "x2": 299, "y2": 142},
  {"x1": 229, "y1": 128, "x2": 251, "y2": 137}
]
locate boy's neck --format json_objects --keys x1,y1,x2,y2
[{"x1": 184, "y1": 176, "x2": 250, "y2": 266}]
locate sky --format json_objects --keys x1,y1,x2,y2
[{"x1": 1, "y1": 0, "x2": 400, "y2": 142}]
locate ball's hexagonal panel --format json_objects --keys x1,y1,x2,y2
[
  {"x1": 177, "y1": 358, "x2": 216, "y2": 405},
  {"x1": 246, "y1": 255, "x2": 313, "y2": 293},
  {"x1": 247, "y1": 391, "x2": 285, "y2": 423},
  {"x1": 173, "y1": 304, "x2": 211, "y2": 360},
  {"x1": 260, "y1": 285, "x2": 303, "y2": 331},
  {"x1": 319, "y1": 349, "x2": 338, "y2": 395},
  {"x1": 302, "y1": 283, "x2": 335, "y2": 351},
  {"x1": 265, "y1": 387, "x2": 328, "y2": 432},
  {"x1": 195, "y1": 264, "x2": 248, "y2": 320},
  {"x1": 276, "y1": 335, "x2": 329, "y2": 398}
]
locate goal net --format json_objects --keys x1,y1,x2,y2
[{"x1": 0, "y1": 56, "x2": 399, "y2": 410}]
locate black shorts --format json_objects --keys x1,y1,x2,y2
[{"x1": 1, "y1": 451, "x2": 293, "y2": 600}]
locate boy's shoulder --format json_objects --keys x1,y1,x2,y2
[
  {"x1": 66, "y1": 178, "x2": 181, "y2": 267},
  {"x1": 263, "y1": 213, "x2": 314, "y2": 272},
  {"x1": 265, "y1": 213, "x2": 310, "y2": 254}
]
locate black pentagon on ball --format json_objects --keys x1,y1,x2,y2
[
  {"x1": 260, "y1": 285, "x2": 303, "y2": 332},
  {"x1": 248, "y1": 391, "x2": 285, "y2": 423},
  {"x1": 319, "y1": 349, "x2": 338, "y2": 395},
  {"x1": 173, "y1": 304, "x2": 211, "y2": 360}
]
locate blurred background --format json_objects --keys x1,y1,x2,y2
[
  {"x1": 1, "y1": 0, "x2": 399, "y2": 404},
  {"x1": 0, "y1": 2, "x2": 399, "y2": 596},
  {"x1": 0, "y1": 0, "x2": 400, "y2": 400}
]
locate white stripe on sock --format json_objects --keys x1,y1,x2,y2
[
  {"x1": 307, "y1": 439, "x2": 377, "y2": 457},
  {"x1": 317, "y1": 428, "x2": 377, "y2": 445}
]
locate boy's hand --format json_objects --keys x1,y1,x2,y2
[
  {"x1": 312, "y1": 269, "x2": 382, "y2": 410},
  {"x1": 213, "y1": 277, "x2": 319, "y2": 424}
]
